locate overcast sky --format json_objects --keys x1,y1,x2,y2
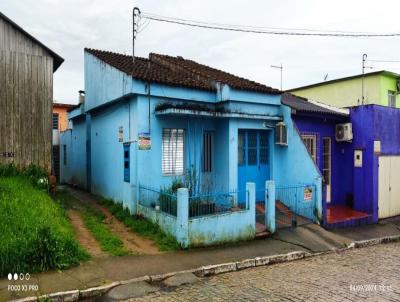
[{"x1": 2, "y1": 0, "x2": 400, "y2": 104}]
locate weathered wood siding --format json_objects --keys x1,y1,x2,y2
[{"x1": 0, "y1": 17, "x2": 54, "y2": 173}]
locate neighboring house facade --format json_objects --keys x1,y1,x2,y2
[
  {"x1": 284, "y1": 94, "x2": 400, "y2": 228},
  {"x1": 61, "y1": 49, "x2": 322, "y2": 246},
  {"x1": 0, "y1": 12, "x2": 63, "y2": 173},
  {"x1": 52, "y1": 102, "x2": 75, "y2": 180},
  {"x1": 289, "y1": 71, "x2": 400, "y2": 109}
]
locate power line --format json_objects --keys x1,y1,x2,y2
[
  {"x1": 141, "y1": 12, "x2": 400, "y2": 38},
  {"x1": 366, "y1": 59, "x2": 400, "y2": 63}
]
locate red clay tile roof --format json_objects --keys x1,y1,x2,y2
[{"x1": 84, "y1": 48, "x2": 280, "y2": 94}]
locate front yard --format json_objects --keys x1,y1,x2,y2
[
  {"x1": 0, "y1": 176, "x2": 88, "y2": 277},
  {"x1": 0, "y1": 165, "x2": 180, "y2": 278}
]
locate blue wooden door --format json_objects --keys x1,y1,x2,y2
[{"x1": 238, "y1": 130, "x2": 270, "y2": 204}]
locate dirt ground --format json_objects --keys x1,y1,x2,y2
[
  {"x1": 65, "y1": 188, "x2": 160, "y2": 257},
  {"x1": 68, "y1": 210, "x2": 106, "y2": 258}
]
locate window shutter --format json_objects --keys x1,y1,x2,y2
[{"x1": 162, "y1": 129, "x2": 184, "y2": 175}]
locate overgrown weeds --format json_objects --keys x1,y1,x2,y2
[
  {"x1": 0, "y1": 176, "x2": 89, "y2": 277},
  {"x1": 100, "y1": 199, "x2": 181, "y2": 251}
]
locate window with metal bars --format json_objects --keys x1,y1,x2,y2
[
  {"x1": 123, "y1": 144, "x2": 130, "y2": 182},
  {"x1": 162, "y1": 128, "x2": 185, "y2": 175},
  {"x1": 52, "y1": 113, "x2": 59, "y2": 130},
  {"x1": 202, "y1": 131, "x2": 213, "y2": 172},
  {"x1": 301, "y1": 134, "x2": 317, "y2": 164}
]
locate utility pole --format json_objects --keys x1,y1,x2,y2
[
  {"x1": 361, "y1": 54, "x2": 367, "y2": 105},
  {"x1": 271, "y1": 64, "x2": 283, "y2": 90},
  {"x1": 132, "y1": 7, "x2": 141, "y2": 66}
]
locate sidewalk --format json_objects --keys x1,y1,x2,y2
[{"x1": 2, "y1": 215, "x2": 400, "y2": 301}]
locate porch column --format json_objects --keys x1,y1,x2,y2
[
  {"x1": 176, "y1": 188, "x2": 189, "y2": 248},
  {"x1": 265, "y1": 180, "x2": 276, "y2": 234}
]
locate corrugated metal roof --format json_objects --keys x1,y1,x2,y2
[{"x1": 282, "y1": 93, "x2": 349, "y2": 117}]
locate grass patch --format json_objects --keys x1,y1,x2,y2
[
  {"x1": 55, "y1": 191, "x2": 130, "y2": 256},
  {"x1": 0, "y1": 176, "x2": 89, "y2": 277},
  {"x1": 100, "y1": 199, "x2": 181, "y2": 251},
  {"x1": 81, "y1": 207, "x2": 130, "y2": 256}
]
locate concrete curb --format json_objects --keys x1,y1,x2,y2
[
  {"x1": 10, "y1": 235, "x2": 400, "y2": 302},
  {"x1": 347, "y1": 234, "x2": 400, "y2": 249}
]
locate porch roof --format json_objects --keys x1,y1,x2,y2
[{"x1": 155, "y1": 107, "x2": 282, "y2": 120}]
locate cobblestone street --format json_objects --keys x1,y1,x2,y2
[{"x1": 131, "y1": 242, "x2": 400, "y2": 301}]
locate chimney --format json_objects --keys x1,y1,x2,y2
[{"x1": 78, "y1": 90, "x2": 85, "y2": 104}]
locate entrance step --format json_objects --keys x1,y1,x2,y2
[{"x1": 256, "y1": 222, "x2": 270, "y2": 239}]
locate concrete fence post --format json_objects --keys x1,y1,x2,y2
[
  {"x1": 176, "y1": 188, "x2": 189, "y2": 248},
  {"x1": 315, "y1": 176, "x2": 323, "y2": 224},
  {"x1": 246, "y1": 182, "x2": 256, "y2": 234},
  {"x1": 265, "y1": 180, "x2": 276, "y2": 234}
]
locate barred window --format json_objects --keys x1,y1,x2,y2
[
  {"x1": 301, "y1": 134, "x2": 317, "y2": 164},
  {"x1": 53, "y1": 113, "x2": 59, "y2": 130},
  {"x1": 162, "y1": 129, "x2": 184, "y2": 175},
  {"x1": 202, "y1": 131, "x2": 213, "y2": 172}
]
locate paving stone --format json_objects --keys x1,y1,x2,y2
[
  {"x1": 105, "y1": 281, "x2": 159, "y2": 301},
  {"x1": 163, "y1": 273, "x2": 199, "y2": 287},
  {"x1": 127, "y1": 242, "x2": 400, "y2": 302}
]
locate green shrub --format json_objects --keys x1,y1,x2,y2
[
  {"x1": 0, "y1": 164, "x2": 49, "y2": 191},
  {"x1": 100, "y1": 198, "x2": 180, "y2": 251},
  {"x1": 0, "y1": 176, "x2": 88, "y2": 277}
]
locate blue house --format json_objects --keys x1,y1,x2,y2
[{"x1": 61, "y1": 49, "x2": 322, "y2": 247}]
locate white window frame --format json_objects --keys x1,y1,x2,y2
[
  {"x1": 162, "y1": 128, "x2": 185, "y2": 176},
  {"x1": 301, "y1": 134, "x2": 317, "y2": 164}
]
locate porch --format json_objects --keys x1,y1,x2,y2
[{"x1": 324, "y1": 204, "x2": 372, "y2": 229}]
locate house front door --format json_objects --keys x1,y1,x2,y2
[{"x1": 238, "y1": 129, "x2": 270, "y2": 204}]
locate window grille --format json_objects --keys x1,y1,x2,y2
[
  {"x1": 202, "y1": 131, "x2": 213, "y2": 172},
  {"x1": 301, "y1": 134, "x2": 317, "y2": 163},
  {"x1": 52, "y1": 113, "x2": 59, "y2": 130}
]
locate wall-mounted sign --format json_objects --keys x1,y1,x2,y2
[
  {"x1": 118, "y1": 126, "x2": 123, "y2": 142},
  {"x1": 354, "y1": 150, "x2": 363, "y2": 168},
  {"x1": 304, "y1": 187, "x2": 313, "y2": 201},
  {"x1": 138, "y1": 133, "x2": 151, "y2": 150},
  {"x1": 1, "y1": 152, "x2": 15, "y2": 158},
  {"x1": 373, "y1": 140, "x2": 381, "y2": 154}
]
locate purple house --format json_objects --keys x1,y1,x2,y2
[{"x1": 282, "y1": 94, "x2": 363, "y2": 228}]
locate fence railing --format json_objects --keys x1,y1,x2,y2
[
  {"x1": 138, "y1": 185, "x2": 178, "y2": 217},
  {"x1": 188, "y1": 191, "x2": 248, "y2": 218},
  {"x1": 275, "y1": 183, "x2": 316, "y2": 226}
]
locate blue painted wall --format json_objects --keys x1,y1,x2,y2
[
  {"x1": 60, "y1": 115, "x2": 87, "y2": 189},
  {"x1": 61, "y1": 51, "x2": 322, "y2": 225}
]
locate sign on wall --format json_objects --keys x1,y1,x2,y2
[
  {"x1": 304, "y1": 187, "x2": 313, "y2": 201},
  {"x1": 138, "y1": 133, "x2": 151, "y2": 150},
  {"x1": 118, "y1": 126, "x2": 123, "y2": 142},
  {"x1": 374, "y1": 140, "x2": 381, "y2": 155}
]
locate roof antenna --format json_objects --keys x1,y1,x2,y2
[
  {"x1": 324, "y1": 73, "x2": 328, "y2": 81},
  {"x1": 132, "y1": 7, "x2": 141, "y2": 67}
]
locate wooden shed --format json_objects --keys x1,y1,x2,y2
[{"x1": 0, "y1": 12, "x2": 64, "y2": 173}]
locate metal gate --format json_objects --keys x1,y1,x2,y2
[{"x1": 275, "y1": 184, "x2": 316, "y2": 228}]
